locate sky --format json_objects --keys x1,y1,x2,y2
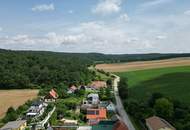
[{"x1": 0, "y1": 0, "x2": 190, "y2": 54}]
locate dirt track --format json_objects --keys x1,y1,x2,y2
[
  {"x1": 0, "y1": 89, "x2": 38, "y2": 118},
  {"x1": 96, "y1": 57, "x2": 190, "y2": 72}
]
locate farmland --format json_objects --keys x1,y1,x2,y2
[
  {"x1": 0, "y1": 89, "x2": 39, "y2": 118},
  {"x1": 96, "y1": 57, "x2": 190, "y2": 72},
  {"x1": 116, "y1": 66, "x2": 190, "y2": 104}
]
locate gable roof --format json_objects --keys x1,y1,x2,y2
[
  {"x1": 50, "y1": 89, "x2": 58, "y2": 98},
  {"x1": 90, "y1": 81, "x2": 107, "y2": 89},
  {"x1": 1, "y1": 120, "x2": 26, "y2": 130},
  {"x1": 146, "y1": 116, "x2": 176, "y2": 130},
  {"x1": 87, "y1": 108, "x2": 107, "y2": 120},
  {"x1": 113, "y1": 121, "x2": 128, "y2": 130},
  {"x1": 32, "y1": 100, "x2": 43, "y2": 106}
]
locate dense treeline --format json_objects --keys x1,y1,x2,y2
[
  {"x1": 118, "y1": 78, "x2": 190, "y2": 130},
  {"x1": 85, "y1": 53, "x2": 190, "y2": 63},
  {"x1": 1, "y1": 48, "x2": 190, "y2": 89},
  {"x1": 0, "y1": 49, "x2": 95, "y2": 89}
]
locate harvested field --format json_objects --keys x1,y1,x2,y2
[
  {"x1": 0, "y1": 89, "x2": 39, "y2": 118},
  {"x1": 96, "y1": 57, "x2": 190, "y2": 72}
]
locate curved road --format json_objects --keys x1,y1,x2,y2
[{"x1": 112, "y1": 74, "x2": 136, "y2": 130}]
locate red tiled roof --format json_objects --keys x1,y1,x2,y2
[
  {"x1": 49, "y1": 89, "x2": 58, "y2": 99},
  {"x1": 86, "y1": 108, "x2": 107, "y2": 120},
  {"x1": 113, "y1": 121, "x2": 128, "y2": 130}
]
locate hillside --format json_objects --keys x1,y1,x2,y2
[
  {"x1": 117, "y1": 66, "x2": 190, "y2": 104},
  {"x1": 1, "y1": 49, "x2": 190, "y2": 89},
  {"x1": 0, "y1": 49, "x2": 95, "y2": 89}
]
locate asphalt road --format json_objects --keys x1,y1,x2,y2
[{"x1": 112, "y1": 74, "x2": 136, "y2": 130}]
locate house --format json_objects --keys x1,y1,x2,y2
[
  {"x1": 0, "y1": 120, "x2": 27, "y2": 130},
  {"x1": 99, "y1": 101, "x2": 116, "y2": 112},
  {"x1": 60, "y1": 118, "x2": 78, "y2": 126},
  {"x1": 44, "y1": 89, "x2": 58, "y2": 102},
  {"x1": 67, "y1": 85, "x2": 77, "y2": 94},
  {"x1": 146, "y1": 116, "x2": 176, "y2": 130},
  {"x1": 86, "y1": 108, "x2": 107, "y2": 125},
  {"x1": 92, "y1": 120, "x2": 115, "y2": 130},
  {"x1": 81, "y1": 93, "x2": 100, "y2": 110},
  {"x1": 92, "y1": 119, "x2": 128, "y2": 130},
  {"x1": 26, "y1": 100, "x2": 45, "y2": 118},
  {"x1": 113, "y1": 121, "x2": 128, "y2": 130},
  {"x1": 87, "y1": 93, "x2": 99, "y2": 105},
  {"x1": 89, "y1": 81, "x2": 107, "y2": 90}
]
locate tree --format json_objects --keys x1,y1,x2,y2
[
  {"x1": 105, "y1": 87, "x2": 112, "y2": 100},
  {"x1": 154, "y1": 98, "x2": 174, "y2": 119},
  {"x1": 106, "y1": 79, "x2": 112, "y2": 87},
  {"x1": 49, "y1": 111, "x2": 57, "y2": 125},
  {"x1": 118, "y1": 77, "x2": 128, "y2": 98},
  {"x1": 148, "y1": 93, "x2": 164, "y2": 107},
  {"x1": 3, "y1": 107, "x2": 18, "y2": 123}
]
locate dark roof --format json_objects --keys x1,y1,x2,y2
[
  {"x1": 1, "y1": 120, "x2": 26, "y2": 130},
  {"x1": 32, "y1": 100, "x2": 43, "y2": 106}
]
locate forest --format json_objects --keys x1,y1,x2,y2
[
  {"x1": 0, "y1": 49, "x2": 94, "y2": 89},
  {"x1": 1, "y1": 48, "x2": 190, "y2": 89}
]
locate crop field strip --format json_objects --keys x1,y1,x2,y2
[
  {"x1": 0, "y1": 89, "x2": 39, "y2": 118},
  {"x1": 96, "y1": 57, "x2": 190, "y2": 72}
]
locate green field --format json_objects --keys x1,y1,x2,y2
[{"x1": 116, "y1": 66, "x2": 190, "y2": 104}]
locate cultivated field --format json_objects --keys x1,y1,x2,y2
[
  {"x1": 0, "y1": 89, "x2": 39, "y2": 118},
  {"x1": 117, "y1": 66, "x2": 190, "y2": 104},
  {"x1": 96, "y1": 57, "x2": 190, "y2": 72}
]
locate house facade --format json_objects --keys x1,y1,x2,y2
[
  {"x1": 86, "y1": 108, "x2": 107, "y2": 125},
  {"x1": 26, "y1": 100, "x2": 45, "y2": 118}
]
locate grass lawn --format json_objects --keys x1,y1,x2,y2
[{"x1": 116, "y1": 66, "x2": 190, "y2": 104}]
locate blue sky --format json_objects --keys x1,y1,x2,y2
[{"x1": 0, "y1": 0, "x2": 190, "y2": 54}]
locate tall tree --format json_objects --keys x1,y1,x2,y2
[{"x1": 154, "y1": 98, "x2": 174, "y2": 119}]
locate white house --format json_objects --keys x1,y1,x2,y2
[
  {"x1": 26, "y1": 100, "x2": 45, "y2": 118},
  {"x1": 87, "y1": 93, "x2": 99, "y2": 105},
  {"x1": 99, "y1": 101, "x2": 116, "y2": 112}
]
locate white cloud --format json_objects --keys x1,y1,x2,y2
[
  {"x1": 32, "y1": 3, "x2": 55, "y2": 12},
  {"x1": 184, "y1": 10, "x2": 190, "y2": 15},
  {"x1": 46, "y1": 32, "x2": 85, "y2": 44},
  {"x1": 140, "y1": 0, "x2": 173, "y2": 8},
  {"x1": 92, "y1": 0, "x2": 121, "y2": 15},
  {"x1": 0, "y1": 33, "x2": 86, "y2": 51},
  {"x1": 0, "y1": 27, "x2": 2, "y2": 31},
  {"x1": 119, "y1": 13, "x2": 130, "y2": 22},
  {"x1": 156, "y1": 35, "x2": 167, "y2": 40}
]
